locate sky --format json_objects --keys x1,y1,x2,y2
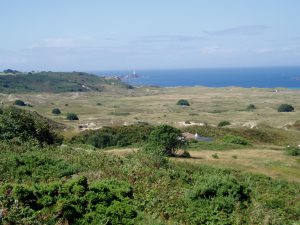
[{"x1": 1, "y1": 0, "x2": 300, "y2": 71}]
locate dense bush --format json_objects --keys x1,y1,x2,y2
[
  {"x1": 0, "y1": 152, "x2": 79, "y2": 182},
  {"x1": 285, "y1": 146, "x2": 300, "y2": 156},
  {"x1": 218, "y1": 120, "x2": 231, "y2": 127},
  {"x1": 71, "y1": 122, "x2": 155, "y2": 148},
  {"x1": 246, "y1": 104, "x2": 256, "y2": 110},
  {"x1": 145, "y1": 125, "x2": 186, "y2": 156},
  {"x1": 278, "y1": 104, "x2": 294, "y2": 112},
  {"x1": 223, "y1": 135, "x2": 249, "y2": 145},
  {"x1": 14, "y1": 99, "x2": 26, "y2": 106},
  {"x1": 0, "y1": 176, "x2": 137, "y2": 224},
  {"x1": 0, "y1": 107, "x2": 63, "y2": 145},
  {"x1": 186, "y1": 174, "x2": 250, "y2": 224},
  {"x1": 66, "y1": 113, "x2": 79, "y2": 120},
  {"x1": 176, "y1": 99, "x2": 190, "y2": 106},
  {"x1": 0, "y1": 140, "x2": 299, "y2": 224},
  {"x1": 52, "y1": 108, "x2": 61, "y2": 115}
]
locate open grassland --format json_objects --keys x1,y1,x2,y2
[
  {"x1": 175, "y1": 149, "x2": 300, "y2": 183},
  {"x1": 1, "y1": 87, "x2": 300, "y2": 133},
  {"x1": 1, "y1": 93, "x2": 300, "y2": 224},
  {"x1": 1, "y1": 86, "x2": 300, "y2": 183},
  {"x1": 104, "y1": 147, "x2": 300, "y2": 183}
]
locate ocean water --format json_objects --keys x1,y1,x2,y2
[{"x1": 92, "y1": 67, "x2": 300, "y2": 88}]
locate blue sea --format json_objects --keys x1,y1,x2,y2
[{"x1": 92, "y1": 67, "x2": 300, "y2": 88}]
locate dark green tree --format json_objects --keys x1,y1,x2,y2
[
  {"x1": 52, "y1": 108, "x2": 61, "y2": 115},
  {"x1": 246, "y1": 104, "x2": 256, "y2": 111},
  {"x1": 146, "y1": 125, "x2": 186, "y2": 156},
  {"x1": 278, "y1": 104, "x2": 294, "y2": 112},
  {"x1": 176, "y1": 99, "x2": 190, "y2": 106},
  {"x1": 66, "y1": 113, "x2": 79, "y2": 120},
  {"x1": 14, "y1": 100, "x2": 26, "y2": 106}
]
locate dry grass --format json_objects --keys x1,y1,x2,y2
[
  {"x1": 174, "y1": 149, "x2": 300, "y2": 183},
  {"x1": 1, "y1": 87, "x2": 300, "y2": 134},
  {"x1": 102, "y1": 147, "x2": 300, "y2": 183},
  {"x1": 1, "y1": 86, "x2": 300, "y2": 182},
  {"x1": 105, "y1": 148, "x2": 300, "y2": 183}
]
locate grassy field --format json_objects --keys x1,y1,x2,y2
[
  {"x1": 1, "y1": 86, "x2": 300, "y2": 132},
  {"x1": 103, "y1": 147, "x2": 300, "y2": 183},
  {"x1": 1, "y1": 85, "x2": 297, "y2": 183}
]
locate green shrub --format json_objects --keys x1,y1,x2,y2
[
  {"x1": 278, "y1": 104, "x2": 294, "y2": 112},
  {"x1": 218, "y1": 121, "x2": 231, "y2": 127},
  {"x1": 14, "y1": 99, "x2": 26, "y2": 106},
  {"x1": 247, "y1": 104, "x2": 256, "y2": 110},
  {"x1": 223, "y1": 135, "x2": 249, "y2": 145},
  {"x1": 0, "y1": 107, "x2": 63, "y2": 145},
  {"x1": 0, "y1": 177, "x2": 137, "y2": 224},
  {"x1": 71, "y1": 123, "x2": 155, "y2": 149},
  {"x1": 52, "y1": 108, "x2": 61, "y2": 115},
  {"x1": 176, "y1": 99, "x2": 190, "y2": 106},
  {"x1": 212, "y1": 153, "x2": 219, "y2": 159},
  {"x1": 66, "y1": 113, "x2": 79, "y2": 120},
  {"x1": 285, "y1": 146, "x2": 300, "y2": 156},
  {"x1": 186, "y1": 174, "x2": 250, "y2": 224},
  {"x1": 0, "y1": 153, "x2": 79, "y2": 182}
]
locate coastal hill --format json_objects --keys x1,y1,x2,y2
[{"x1": 0, "y1": 71, "x2": 133, "y2": 93}]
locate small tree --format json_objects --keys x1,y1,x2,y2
[
  {"x1": 278, "y1": 104, "x2": 294, "y2": 112},
  {"x1": 246, "y1": 104, "x2": 256, "y2": 111},
  {"x1": 14, "y1": 100, "x2": 26, "y2": 106},
  {"x1": 66, "y1": 113, "x2": 79, "y2": 120},
  {"x1": 146, "y1": 125, "x2": 186, "y2": 156},
  {"x1": 52, "y1": 108, "x2": 61, "y2": 115},
  {"x1": 176, "y1": 99, "x2": 190, "y2": 106}
]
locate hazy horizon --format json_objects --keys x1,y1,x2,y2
[{"x1": 1, "y1": 0, "x2": 300, "y2": 71}]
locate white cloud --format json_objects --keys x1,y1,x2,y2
[
  {"x1": 199, "y1": 46, "x2": 236, "y2": 54},
  {"x1": 204, "y1": 25, "x2": 270, "y2": 36},
  {"x1": 255, "y1": 48, "x2": 273, "y2": 54},
  {"x1": 28, "y1": 36, "x2": 92, "y2": 49}
]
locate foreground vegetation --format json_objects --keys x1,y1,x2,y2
[{"x1": 0, "y1": 107, "x2": 300, "y2": 224}]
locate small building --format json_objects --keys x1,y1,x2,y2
[{"x1": 195, "y1": 133, "x2": 200, "y2": 140}]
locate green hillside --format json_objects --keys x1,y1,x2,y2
[{"x1": 0, "y1": 71, "x2": 132, "y2": 93}]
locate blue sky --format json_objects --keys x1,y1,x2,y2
[{"x1": 1, "y1": 0, "x2": 300, "y2": 71}]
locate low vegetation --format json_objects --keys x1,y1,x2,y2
[
  {"x1": 285, "y1": 146, "x2": 300, "y2": 156},
  {"x1": 223, "y1": 135, "x2": 249, "y2": 145},
  {"x1": 1, "y1": 83, "x2": 300, "y2": 224},
  {"x1": 0, "y1": 107, "x2": 300, "y2": 224}
]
